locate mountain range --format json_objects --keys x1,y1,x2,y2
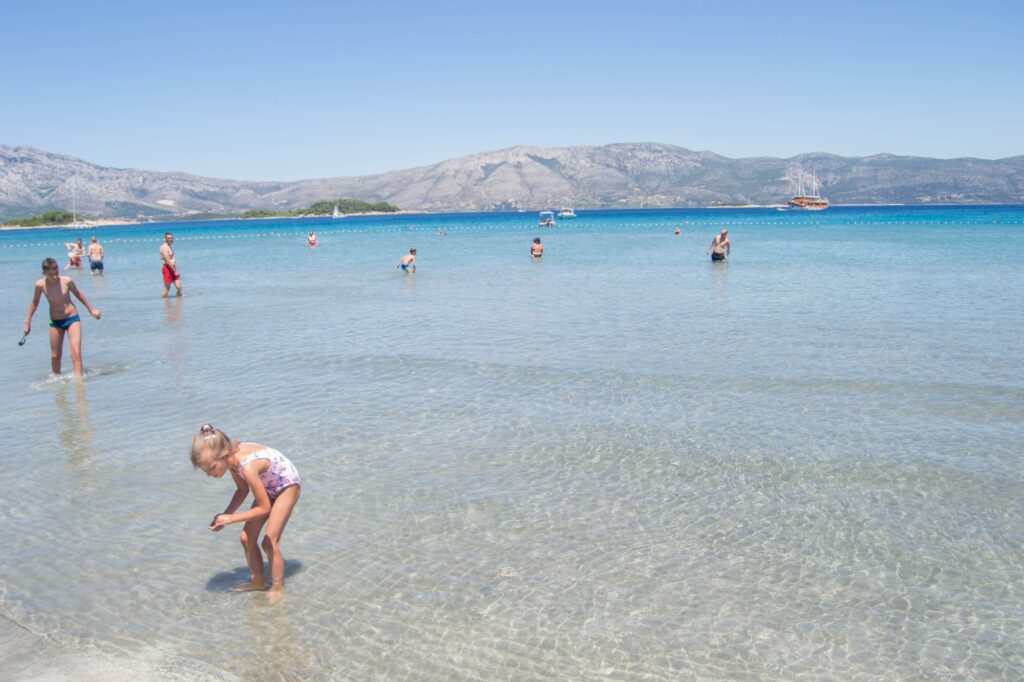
[{"x1": 2, "y1": 142, "x2": 1022, "y2": 220}]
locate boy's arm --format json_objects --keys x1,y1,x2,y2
[
  {"x1": 23, "y1": 284, "x2": 43, "y2": 333},
  {"x1": 68, "y1": 279, "x2": 101, "y2": 319}
]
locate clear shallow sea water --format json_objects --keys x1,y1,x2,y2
[{"x1": 0, "y1": 206, "x2": 1021, "y2": 680}]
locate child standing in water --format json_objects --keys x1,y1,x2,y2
[
  {"x1": 64, "y1": 239, "x2": 84, "y2": 269},
  {"x1": 23, "y1": 257, "x2": 101, "y2": 377},
  {"x1": 396, "y1": 247, "x2": 417, "y2": 273},
  {"x1": 531, "y1": 237, "x2": 543, "y2": 258},
  {"x1": 191, "y1": 424, "x2": 302, "y2": 601}
]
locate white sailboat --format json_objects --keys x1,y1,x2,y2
[{"x1": 332, "y1": 203, "x2": 341, "y2": 219}]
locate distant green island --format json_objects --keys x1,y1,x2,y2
[
  {"x1": 241, "y1": 199, "x2": 400, "y2": 219},
  {"x1": 3, "y1": 210, "x2": 81, "y2": 227}
]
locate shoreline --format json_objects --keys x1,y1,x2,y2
[{"x1": 0, "y1": 210, "x2": 416, "y2": 232}]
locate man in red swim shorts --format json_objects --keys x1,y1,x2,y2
[{"x1": 160, "y1": 232, "x2": 182, "y2": 298}]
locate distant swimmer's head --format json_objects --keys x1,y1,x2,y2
[
  {"x1": 41, "y1": 257, "x2": 59, "y2": 274},
  {"x1": 533, "y1": 238, "x2": 541, "y2": 244},
  {"x1": 165, "y1": 232, "x2": 174, "y2": 244},
  {"x1": 410, "y1": 248, "x2": 417, "y2": 254},
  {"x1": 91, "y1": 236, "x2": 98, "y2": 243},
  {"x1": 190, "y1": 423, "x2": 236, "y2": 477},
  {"x1": 674, "y1": 228, "x2": 681, "y2": 235},
  {"x1": 76, "y1": 238, "x2": 83, "y2": 245},
  {"x1": 721, "y1": 229, "x2": 728, "y2": 236}
]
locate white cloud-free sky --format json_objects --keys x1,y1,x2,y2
[{"x1": 3, "y1": 0, "x2": 1021, "y2": 180}]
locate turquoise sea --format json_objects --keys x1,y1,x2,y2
[{"x1": 1, "y1": 206, "x2": 1022, "y2": 680}]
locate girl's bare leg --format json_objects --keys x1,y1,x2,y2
[
  {"x1": 233, "y1": 511, "x2": 268, "y2": 592},
  {"x1": 48, "y1": 327, "x2": 65, "y2": 375},
  {"x1": 66, "y1": 321, "x2": 84, "y2": 377},
  {"x1": 261, "y1": 485, "x2": 300, "y2": 602}
]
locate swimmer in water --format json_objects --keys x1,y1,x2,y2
[
  {"x1": 87, "y1": 236, "x2": 105, "y2": 274},
  {"x1": 397, "y1": 248, "x2": 416, "y2": 273},
  {"x1": 531, "y1": 237, "x2": 543, "y2": 258},
  {"x1": 65, "y1": 239, "x2": 84, "y2": 269},
  {"x1": 23, "y1": 257, "x2": 102, "y2": 376},
  {"x1": 706, "y1": 229, "x2": 730, "y2": 261},
  {"x1": 160, "y1": 232, "x2": 182, "y2": 298}
]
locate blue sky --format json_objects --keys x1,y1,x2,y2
[{"x1": 2, "y1": 0, "x2": 1021, "y2": 181}]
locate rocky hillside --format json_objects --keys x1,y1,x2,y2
[{"x1": 2, "y1": 143, "x2": 1022, "y2": 219}]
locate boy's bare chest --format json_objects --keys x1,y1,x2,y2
[{"x1": 43, "y1": 279, "x2": 69, "y2": 303}]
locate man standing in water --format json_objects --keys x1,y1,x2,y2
[
  {"x1": 87, "y1": 236, "x2": 104, "y2": 274},
  {"x1": 706, "y1": 229, "x2": 731, "y2": 261},
  {"x1": 160, "y1": 232, "x2": 182, "y2": 297},
  {"x1": 23, "y1": 257, "x2": 101, "y2": 376}
]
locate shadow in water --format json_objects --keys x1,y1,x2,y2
[
  {"x1": 708, "y1": 256, "x2": 731, "y2": 303},
  {"x1": 205, "y1": 559, "x2": 305, "y2": 591},
  {"x1": 163, "y1": 296, "x2": 182, "y2": 325},
  {"x1": 55, "y1": 380, "x2": 93, "y2": 460}
]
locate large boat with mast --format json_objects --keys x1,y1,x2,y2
[{"x1": 787, "y1": 171, "x2": 829, "y2": 210}]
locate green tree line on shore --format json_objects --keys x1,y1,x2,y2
[
  {"x1": 3, "y1": 210, "x2": 81, "y2": 227},
  {"x1": 241, "y1": 199, "x2": 399, "y2": 219}
]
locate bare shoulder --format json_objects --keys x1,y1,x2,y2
[{"x1": 237, "y1": 442, "x2": 272, "y2": 463}]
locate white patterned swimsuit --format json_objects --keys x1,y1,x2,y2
[{"x1": 236, "y1": 446, "x2": 302, "y2": 501}]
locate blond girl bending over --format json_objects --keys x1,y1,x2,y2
[{"x1": 191, "y1": 424, "x2": 301, "y2": 601}]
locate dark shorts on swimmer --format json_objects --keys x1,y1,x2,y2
[
  {"x1": 90, "y1": 259, "x2": 104, "y2": 272},
  {"x1": 711, "y1": 252, "x2": 726, "y2": 261},
  {"x1": 50, "y1": 314, "x2": 81, "y2": 330},
  {"x1": 400, "y1": 263, "x2": 409, "y2": 271},
  {"x1": 162, "y1": 264, "x2": 180, "y2": 284}
]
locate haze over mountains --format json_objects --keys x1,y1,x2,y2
[{"x1": 1, "y1": 142, "x2": 1022, "y2": 220}]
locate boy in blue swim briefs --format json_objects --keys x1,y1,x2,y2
[
  {"x1": 23, "y1": 258, "x2": 101, "y2": 377},
  {"x1": 396, "y1": 248, "x2": 416, "y2": 273}
]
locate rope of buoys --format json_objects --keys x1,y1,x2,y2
[{"x1": 1, "y1": 217, "x2": 1018, "y2": 249}]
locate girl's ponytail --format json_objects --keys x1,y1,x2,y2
[{"x1": 190, "y1": 424, "x2": 235, "y2": 468}]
